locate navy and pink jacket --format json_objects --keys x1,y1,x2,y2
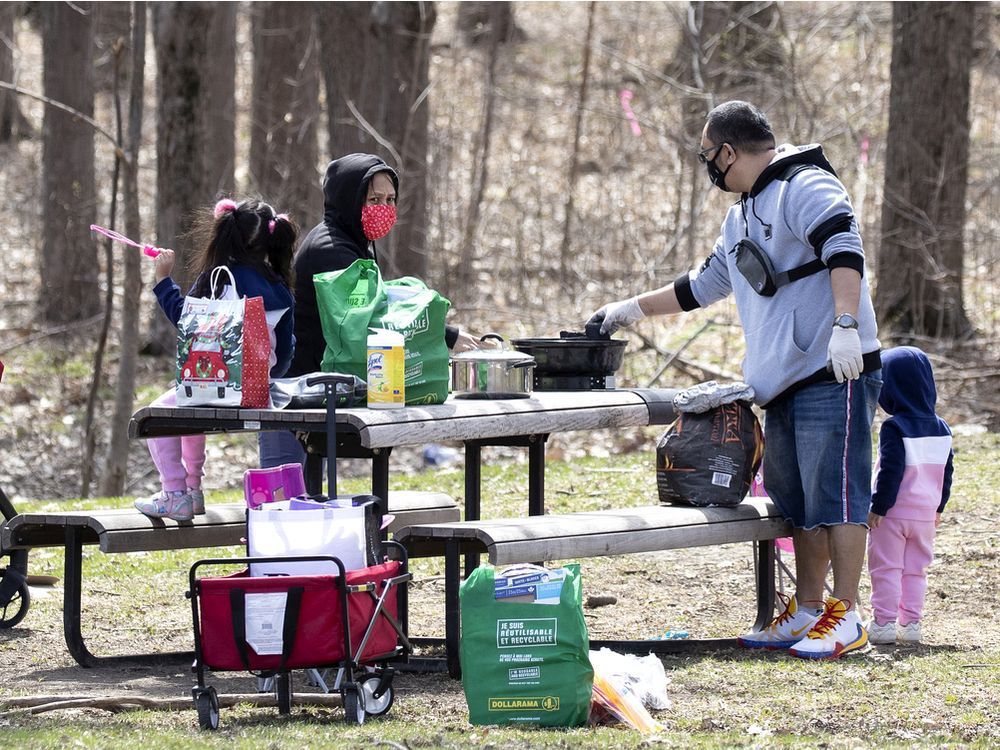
[{"x1": 871, "y1": 346, "x2": 954, "y2": 521}]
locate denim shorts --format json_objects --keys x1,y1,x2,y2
[{"x1": 762, "y1": 373, "x2": 881, "y2": 529}]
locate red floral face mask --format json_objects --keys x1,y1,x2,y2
[{"x1": 361, "y1": 204, "x2": 396, "y2": 241}]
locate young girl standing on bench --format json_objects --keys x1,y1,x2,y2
[{"x1": 134, "y1": 198, "x2": 298, "y2": 521}]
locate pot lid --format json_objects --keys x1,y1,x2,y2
[{"x1": 451, "y1": 348, "x2": 535, "y2": 363}]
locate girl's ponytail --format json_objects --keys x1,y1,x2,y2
[{"x1": 264, "y1": 212, "x2": 298, "y2": 288}]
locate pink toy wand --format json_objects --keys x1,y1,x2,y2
[
  {"x1": 89, "y1": 224, "x2": 163, "y2": 258},
  {"x1": 619, "y1": 89, "x2": 642, "y2": 136}
]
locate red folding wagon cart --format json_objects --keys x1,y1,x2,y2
[{"x1": 187, "y1": 546, "x2": 411, "y2": 729}]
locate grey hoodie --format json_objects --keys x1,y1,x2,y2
[{"x1": 674, "y1": 144, "x2": 880, "y2": 406}]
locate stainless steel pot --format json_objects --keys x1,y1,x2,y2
[{"x1": 450, "y1": 334, "x2": 535, "y2": 399}]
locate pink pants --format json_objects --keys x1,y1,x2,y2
[
  {"x1": 146, "y1": 390, "x2": 206, "y2": 493},
  {"x1": 867, "y1": 516, "x2": 936, "y2": 626}
]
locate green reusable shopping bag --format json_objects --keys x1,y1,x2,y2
[
  {"x1": 377, "y1": 277, "x2": 451, "y2": 405},
  {"x1": 315, "y1": 262, "x2": 452, "y2": 405},
  {"x1": 459, "y1": 564, "x2": 593, "y2": 727},
  {"x1": 315, "y1": 259, "x2": 384, "y2": 381}
]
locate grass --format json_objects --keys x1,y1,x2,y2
[{"x1": 2, "y1": 433, "x2": 999, "y2": 749}]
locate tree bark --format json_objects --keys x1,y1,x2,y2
[
  {"x1": 317, "y1": 2, "x2": 436, "y2": 279},
  {"x1": 667, "y1": 1, "x2": 786, "y2": 141},
  {"x1": 876, "y1": 2, "x2": 975, "y2": 339},
  {"x1": 457, "y1": 1, "x2": 505, "y2": 293},
  {"x1": 147, "y1": 2, "x2": 236, "y2": 355},
  {"x1": 558, "y1": 0, "x2": 597, "y2": 285},
  {"x1": 0, "y1": 3, "x2": 30, "y2": 142},
  {"x1": 455, "y1": 1, "x2": 524, "y2": 46},
  {"x1": 249, "y1": 1, "x2": 320, "y2": 226},
  {"x1": 99, "y1": 1, "x2": 146, "y2": 498},
  {"x1": 203, "y1": 3, "x2": 236, "y2": 197},
  {"x1": 39, "y1": 1, "x2": 98, "y2": 323}
]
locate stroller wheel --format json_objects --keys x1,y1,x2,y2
[
  {"x1": 360, "y1": 674, "x2": 394, "y2": 717},
  {"x1": 274, "y1": 671, "x2": 292, "y2": 714},
  {"x1": 342, "y1": 683, "x2": 366, "y2": 725},
  {"x1": 0, "y1": 571, "x2": 30, "y2": 629},
  {"x1": 194, "y1": 686, "x2": 220, "y2": 730}
]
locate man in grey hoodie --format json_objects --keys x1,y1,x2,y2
[{"x1": 589, "y1": 101, "x2": 881, "y2": 659}]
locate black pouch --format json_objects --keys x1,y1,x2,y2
[
  {"x1": 734, "y1": 238, "x2": 827, "y2": 297},
  {"x1": 734, "y1": 238, "x2": 780, "y2": 296}
]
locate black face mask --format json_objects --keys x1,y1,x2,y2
[{"x1": 707, "y1": 152, "x2": 735, "y2": 192}]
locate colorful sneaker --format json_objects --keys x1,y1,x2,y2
[
  {"x1": 866, "y1": 618, "x2": 896, "y2": 645},
  {"x1": 897, "y1": 621, "x2": 922, "y2": 644},
  {"x1": 187, "y1": 489, "x2": 206, "y2": 515},
  {"x1": 134, "y1": 490, "x2": 195, "y2": 522},
  {"x1": 738, "y1": 593, "x2": 822, "y2": 650},
  {"x1": 789, "y1": 597, "x2": 868, "y2": 659}
]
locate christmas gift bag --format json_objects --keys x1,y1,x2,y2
[{"x1": 175, "y1": 266, "x2": 271, "y2": 408}]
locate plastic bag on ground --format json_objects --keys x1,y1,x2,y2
[
  {"x1": 588, "y1": 647, "x2": 667, "y2": 735},
  {"x1": 589, "y1": 647, "x2": 671, "y2": 711}
]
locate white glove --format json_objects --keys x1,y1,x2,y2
[
  {"x1": 828, "y1": 326, "x2": 863, "y2": 383},
  {"x1": 587, "y1": 297, "x2": 645, "y2": 336}
]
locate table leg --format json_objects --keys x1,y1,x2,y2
[
  {"x1": 527, "y1": 435, "x2": 546, "y2": 516},
  {"x1": 445, "y1": 539, "x2": 462, "y2": 679},
  {"x1": 63, "y1": 527, "x2": 97, "y2": 668},
  {"x1": 371, "y1": 448, "x2": 391, "y2": 522},
  {"x1": 463, "y1": 442, "x2": 481, "y2": 577},
  {"x1": 304, "y1": 452, "x2": 323, "y2": 495},
  {"x1": 753, "y1": 539, "x2": 777, "y2": 630},
  {"x1": 61, "y1": 528, "x2": 192, "y2": 668}
]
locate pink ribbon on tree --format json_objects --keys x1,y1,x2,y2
[
  {"x1": 89, "y1": 224, "x2": 163, "y2": 258},
  {"x1": 619, "y1": 89, "x2": 642, "y2": 136}
]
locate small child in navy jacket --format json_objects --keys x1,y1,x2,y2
[{"x1": 867, "y1": 346, "x2": 954, "y2": 644}]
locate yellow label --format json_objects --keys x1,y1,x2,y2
[
  {"x1": 366, "y1": 344, "x2": 405, "y2": 407},
  {"x1": 488, "y1": 696, "x2": 560, "y2": 712}
]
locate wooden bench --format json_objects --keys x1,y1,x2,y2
[
  {"x1": 395, "y1": 497, "x2": 793, "y2": 677},
  {"x1": 1, "y1": 490, "x2": 458, "y2": 667}
]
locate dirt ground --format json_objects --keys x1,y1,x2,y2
[{"x1": 2, "y1": 478, "x2": 997, "y2": 737}]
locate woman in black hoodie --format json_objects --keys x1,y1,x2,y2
[{"x1": 260, "y1": 153, "x2": 486, "y2": 468}]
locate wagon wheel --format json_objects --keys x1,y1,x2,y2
[
  {"x1": 342, "y1": 683, "x2": 366, "y2": 725},
  {"x1": 194, "y1": 686, "x2": 220, "y2": 731},
  {"x1": 360, "y1": 673, "x2": 394, "y2": 717},
  {"x1": 274, "y1": 671, "x2": 292, "y2": 715},
  {"x1": 0, "y1": 570, "x2": 30, "y2": 629}
]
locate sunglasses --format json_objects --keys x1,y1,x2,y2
[{"x1": 697, "y1": 143, "x2": 726, "y2": 164}]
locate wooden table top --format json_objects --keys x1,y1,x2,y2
[{"x1": 129, "y1": 388, "x2": 679, "y2": 449}]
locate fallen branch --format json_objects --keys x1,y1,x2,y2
[
  {"x1": 631, "y1": 328, "x2": 742, "y2": 383},
  {"x1": 0, "y1": 692, "x2": 344, "y2": 715}
]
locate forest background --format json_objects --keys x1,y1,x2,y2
[{"x1": 0, "y1": 1, "x2": 997, "y2": 504}]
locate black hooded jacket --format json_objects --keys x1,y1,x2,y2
[{"x1": 288, "y1": 154, "x2": 457, "y2": 377}]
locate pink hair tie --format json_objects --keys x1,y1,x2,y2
[
  {"x1": 268, "y1": 213, "x2": 288, "y2": 234},
  {"x1": 214, "y1": 198, "x2": 238, "y2": 219}
]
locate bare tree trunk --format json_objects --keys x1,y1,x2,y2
[
  {"x1": 558, "y1": 0, "x2": 597, "y2": 285},
  {"x1": 204, "y1": 3, "x2": 236, "y2": 196},
  {"x1": 0, "y1": 3, "x2": 31, "y2": 142},
  {"x1": 457, "y1": 2, "x2": 504, "y2": 293},
  {"x1": 93, "y1": 1, "x2": 132, "y2": 93},
  {"x1": 40, "y1": 1, "x2": 98, "y2": 323},
  {"x1": 147, "y1": 2, "x2": 236, "y2": 355},
  {"x1": 317, "y1": 2, "x2": 436, "y2": 279},
  {"x1": 455, "y1": 1, "x2": 524, "y2": 46},
  {"x1": 249, "y1": 1, "x2": 320, "y2": 225},
  {"x1": 876, "y1": 1, "x2": 975, "y2": 340},
  {"x1": 99, "y1": 1, "x2": 146, "y2": 499}
]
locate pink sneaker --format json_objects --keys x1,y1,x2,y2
[
  {"x1": 186, "y1": 489, "x2": 206, "y2": 515},
  {"x1": 134, "y1": 490, "x2": 195, "y2": 522}
]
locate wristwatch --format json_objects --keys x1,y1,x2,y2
[{"x1": 832, "y1": 313, "x2": 859, "y2": 330}]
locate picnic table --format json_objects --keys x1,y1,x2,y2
[{"x1": 128, "y1": 388, "x2": 681, "y2": 527}]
